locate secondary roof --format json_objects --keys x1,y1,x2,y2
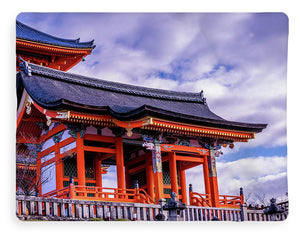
[{"x1": 16, "y1": 20, "x2": 95, "y2": 49}]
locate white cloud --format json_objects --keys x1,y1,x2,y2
[
  {"x1": 21, "y1": 14, "x2": 288, "y2": 148},
  {"x1": 186, "y1": 156, "x2": 287, "y2": 202},
  {"x1": 102, "y1": 166, "x2": 117, "y2": 188},
  {"x1": 17, "y1": 13, "x2": 288, "y2": 201}
]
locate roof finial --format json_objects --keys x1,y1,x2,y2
[
  {"x1": 199, "y1": 90, "x2": 207, "y2": 105},
  {"x1": 18, "y1": 57, "x2": 32, "y2": 76}
]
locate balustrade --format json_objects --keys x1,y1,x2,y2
[
  {"x1": 190, "y1": 191, "x2": 243, "y2": 208},
  {"x1": 16, "y1": 195, "x2": 288, "y2": 221},
  {"x1": 16, "y1": 195, "x2": 160, "y2": 221},
  {"x1": 41, "y1": 186, "x2": 155, "y2": 204}
]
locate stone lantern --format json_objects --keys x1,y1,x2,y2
[
  {"x1": 163, "y1": 192, "x2": 186, "y2": 221},
  {"x1": 263, "y1": 198, "x2": 285, "y2": 221}
]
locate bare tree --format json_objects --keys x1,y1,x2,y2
[
  {"x1": 16, "y1": 132, "x2": 68, "y2": 196},
  {"x1": 244, "y1": 192, "x2": 252, "y2": 204},
  {"x1": 253, "y1": 192, "x2": 268, "y2": 207},
  {"x1": 16, "y1": 155, "x2": 53, "y2": 196}
]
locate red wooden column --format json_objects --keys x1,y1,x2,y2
[
  {"x1": 179, "y1": 162, "x2": 187, "y2": 204},
  {"x1": 169, "y1": 152, "x2": 178, "y2": 195},
  {"x1": 36, "y1": 152, "x2": 42, "y2": 196},
  {"x1": 76, "y1": 132, "x2": 86, "y2": 187},
  {"x1": 146, "y1": 154, "x2": 154, "y2": 200},
  {"x1": 208, "y1": 150, "x2": 220, "y2": 207},
  {"x1": 115, "y1": 137, "x2": 125, "y2": 189},
  {"x1": 125, "y1": 166, "x2": 130, "y2": 189},
  {"x1": 203, "y1": 155, "x2": 212, "y2": 202},
  {"x1": 95, "y1": 153, "x2": 102, "y2": 188},
  {"x1": 152, "y1": 143, "x2": 164, "y2": 203},
  {"x1": 55, "y1": 142, "x2": 63, "y2": 190}
]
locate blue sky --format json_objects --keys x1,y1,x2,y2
[{"x1": 17, "y1": 12, "x2": 288, "y2": 203}]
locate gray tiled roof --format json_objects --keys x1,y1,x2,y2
[{"x1": 18, "y1": 61, "x2": 267, "y2": 133}]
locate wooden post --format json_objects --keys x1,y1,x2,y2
[
  {"x1": 55, "y1": 143, "x2": 63, "y2": 190},
  {"x1": 115, "y1": 137, "x2": 125, "y2": 189},
  {"x1": 203, "y1": 156, "x2": 212, "y2": 204},
  {"x1": 189, "y1": 184, "x2": 193, "y2": 205},
  {"x1": 169, "y1": 152, "x2": 178, "y2": 195},
  {"x1": 95, "y1": 153, "x2": 102, "y2": 188},
  {"x1": 36, "y1": 152, "x2": 42, "y2": 196},
  {"x1": 208, "y1": 150, "x2": 220, "y2": 207},
  {"x1": 240, "y1": 203, "x2": 248, "y2": 221},
  {"x1": 240, "y1": 187, "x2": 245, "y2": 204},
  {"x1": 76, "y1": 132, "x2": 85, "y2": 187},
  {"x1": 179, "y1": 162, "x2": 187, "y2": 204},
  {"x1": 69, "y1": 182, "x2": 75, "y2": 199},
  {"x1": 152, "y1": 143, "x2": 164, "y2": 203},
  {"x1": 146, "y1": 155, "x2": 154, "y2": 200}
]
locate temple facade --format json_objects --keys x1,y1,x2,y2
[{"x1": 16, "y1": 20, "x2": 267, "y2": 208}]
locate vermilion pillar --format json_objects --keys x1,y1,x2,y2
[
  {"x1": 169, "y1": 152, "x2": 178, "y2": 195},
  {"x1": 36, "y1": 153, "x2": 41, "y2": 196},
  {"x1": 55, "y1": 142, "x2": 63, "y2": 190},
  {"x1": 76, "y1": 132, "x2": 86, "y2": 187},
  {"x1": 208, "y1": 150, "x2": 220, "y2": 207},
  {"x1": 115, "y1": 137, "x2": 125, "y2": 189},
  {"x1": 95, "y1": 153, "x2": 102, "y2": 187},
  {"x1": 152, "y1": 143, "x2": 164, "y2": 203},
  {"x1": 203, "y1": 156, "x2": 212, "y2": 200},
  {"x1": 146, "y1": 156, "x2": 154, "y2": 200},
  {"x1": 179, "y1": 163, "x2": 187, "y2": 204}
]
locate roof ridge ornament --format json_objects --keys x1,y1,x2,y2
[
  {"x1": 18, "y1": 57, "x2": 32, "y2": 76},
  {"x1": 199, "y1": 90, "x2": 207, "y2": 105}
]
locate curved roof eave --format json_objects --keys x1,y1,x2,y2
[{"x1": 16, "y1": 20, "x2": 96, "y2": 49}]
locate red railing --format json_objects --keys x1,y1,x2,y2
[
  {"x1": 189, "y1": 192, "x2": 212, "y2": 207},
  {"x1": 189, "y1": 192, "x2": 244, "y2": 208},
  {"x1": 42, "y1": 187, "x2": 70, "y2": 199},
  {"x1": 42, "y1": 185, "x2": 155, "y2": 204},
  {"x1": 219, "y1": 194, "x2": 244, "y2": 208}
]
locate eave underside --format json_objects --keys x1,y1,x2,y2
[{"x1": 16, "y1": 39, "x2": 94, "y2": 71}]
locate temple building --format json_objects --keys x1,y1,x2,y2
[{"x1": 16, "y1": 20, "x2": 267, "y2": 208}]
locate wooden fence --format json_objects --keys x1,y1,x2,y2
[{"x1": 16, "y1": 195, "x2": 288, "y2": 221}]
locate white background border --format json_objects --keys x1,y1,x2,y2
[{"x1": 2, "y1": 0, "x2": 299, "y2": 236}]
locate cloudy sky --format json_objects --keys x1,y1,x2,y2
[{"x1": 17, "y1": 13, "x2": 288, "y2": 204}]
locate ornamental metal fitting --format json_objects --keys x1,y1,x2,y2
[
  {"x1": 126, "y1": 128, "x2": 133, "y2": 137},
  {"x1": 46, "y1": 116, "x2": 52, "y2": 126},
  {"x1": 25, "y1": 97, "x2": 33, "y2": 115}
]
